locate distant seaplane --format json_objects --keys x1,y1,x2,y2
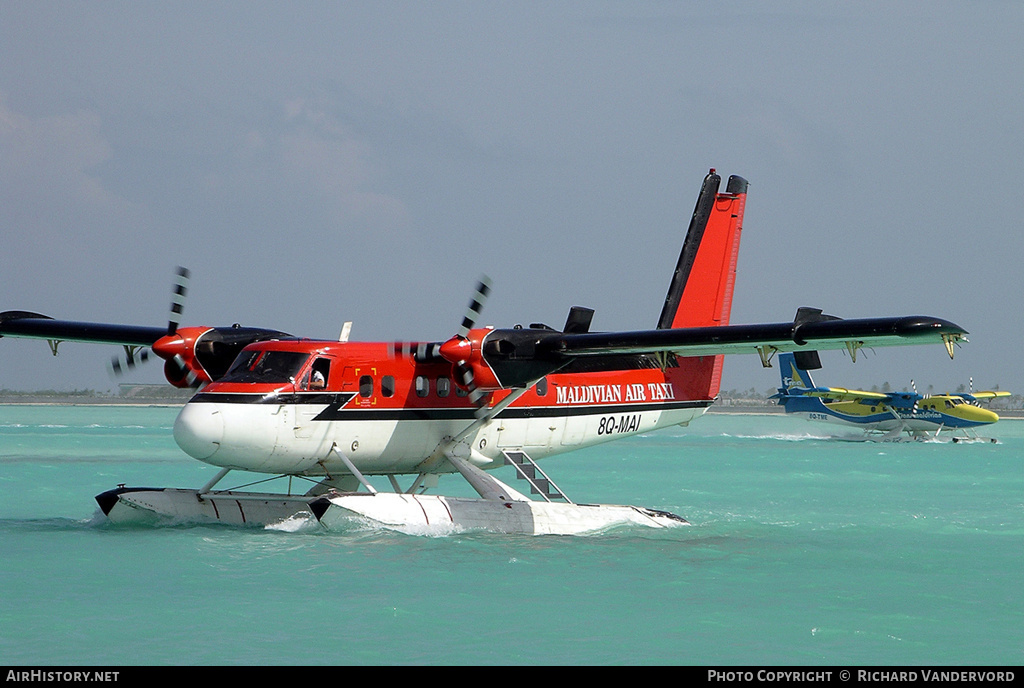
[
  {"x1": 0, "y1": 171, "x2": 969, "y2": 533},
  {"x1": 772, "y1": 352, "x2": 1006, "y2": 442}
]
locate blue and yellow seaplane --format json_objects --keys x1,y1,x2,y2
[{"x1": 772, "y1": 352, "x2": 1008, "y2": 442}]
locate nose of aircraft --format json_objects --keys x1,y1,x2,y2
[
  {"x1": 964, "y1": 405, "x2": 1000, "y2": 425},
  {"x1": 173, "y1": 403, "x2": 224, "y2": 460}
]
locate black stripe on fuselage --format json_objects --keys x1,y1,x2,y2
[
  {"x1": 186, "y1": 392, "x2": 711, "y2": 421},
  {"x1": 189, "y1": 392, "x2": 356, "y2": 406}
]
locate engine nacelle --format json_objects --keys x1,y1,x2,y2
[
  {"x1": 163, "y1": 357, "x2": 200, "y2": 388},
  {"x1": 152, "y1": 327, "x2": 214, "y2": 388},
  {"x1": 439, "y1": 327, "x2": 567, "y2": 392},
  {"x1": 438, "y1": 330, "x2": 503, "y2": 392}
]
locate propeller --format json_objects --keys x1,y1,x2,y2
[
  {"x1": 168, "y1": 266, "x2": 190, "y2": 336},
  {"x1": 158, "y1": 266, "x2": 203, "y2": 386},
  {"x1": 964, "y1": 377, "x2": 984, "y2": 405},
  {"x1": 437, "y1": 277, "x2": 578, "y2": 402},
  {"x1": 108, "y1": 347, "x2": 150, "y2": 377},
  {"x1": 102, "y1": 266, "x2": 292, "y2": 388},
  {"x1": 161, "y1": 351, "x2": 200, "y2": 388},
  {"x1": 388, "y1": 340, "x2": 443, "y2": 362},
  {"x1": 108, "y1": 266, "x2": 197, "y2": 386},
  {"x1": 384, "y1": 276, "x2": 490, "y2": 363},
  {"x1": 439, "y1": 276, "x2": 494, "y2": 414},
  {"x1": 458, "y1": 276, "x2": 492, "y2": 338}
]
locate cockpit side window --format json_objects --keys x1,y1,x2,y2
[
  {"x1": 226, "y1": 350, "x2": 263, "y2": 377},
  {"x1": 221, "y1": 351, "x2": 310, "y2": 383},
  {"x1": 307, "y1": 358, "x2": 331, "y2": 390}
]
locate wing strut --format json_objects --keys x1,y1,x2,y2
[
  {"x1": 942, "y1": 332, "x2": 961, "y2": 359},
  {"x1": 757, "y1": 346, "x2": 778, "y2": 368},
  {"x1": 845, "y1": 341, "x2": 863, "y2": 363},
  {"x1": 329, "y1": 443, "x2": 377, "y2": 494}
]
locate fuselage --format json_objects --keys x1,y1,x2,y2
[
  {"x1": 795, "y1": 396, "x2": 998, "y2": 432},
  {"x1": 173, "y1": 338, "x2": 718, "y2": 476}
]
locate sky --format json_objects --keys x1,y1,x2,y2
[{"x1": 1, "y1": 1, "x2": 1022, "y2": 396}]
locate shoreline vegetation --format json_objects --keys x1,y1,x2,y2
[
  {"x1": 2, "y1": 384, "x2": 1023, "y2": 417},
  {"x1": 0, "y1": 384, "x2": 194, "y2": 405}
]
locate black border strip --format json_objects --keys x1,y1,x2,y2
[{"x1": 186, "y1": 392, "x2": 712, "y2": 421}]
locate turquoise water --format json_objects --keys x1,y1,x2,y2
[{"x1": 0, "y1": 405, "x2": 1020, "y2": 666}]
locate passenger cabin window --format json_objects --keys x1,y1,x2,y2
[
  {"x1": 436, "y1": 377, "x2": 450, "y2": 398},
  {"x1": 359, "y1": 375, "x2": 374, "y2": 398},
  {"x1": 415, "y1": 376, "x2": 430, "y2": 397},
  {"x1": 382, "y1": 375, "x2": 395, "y2": 398},
  {"x1": 536, "y1": 377, "x2": 548, "y2": 397}
]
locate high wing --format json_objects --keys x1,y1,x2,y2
[
  {"x1": 468, "y1": 308, "x2": 967, "y2": 390},
  {"x1": 545, "y1": 313, "x2": 964, "y2": 360},
  {"x1": 0, "y1": 311, "x2": 168, "y2": 347},
  {"x1": 803, "y1": 387, "x2": 892, "y2": 403},
  {"x1": 803, "y1": 388, "x2": 923, "y2": 413},
  {"x1": 3, "y1": 306, "x2": 967, "y2": 394},
  {"x1": 963, "y1": 391, "x2": 1010, "y2": 401},
  {"x1": 0, "y1": 310, "x2": 290, "y2": 387}
]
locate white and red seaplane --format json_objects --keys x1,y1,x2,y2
[{"x1": 0, "y1": 171, "x2": 967, "y2": 534}]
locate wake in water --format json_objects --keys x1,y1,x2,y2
[
  {"x1": 725, "y1": 431, "x2": 833, "y2": 442},
  {"x1": 711, "y1": 429, "x2": 958, "y2": 444},
  {"x1": 263, "y1": 512, "x2": 322, "y2": 533},
  {"x1": 261, "y1": 511, "x2": 477, "y2": 538},
  {"x1": 264, "y1": 512, "x2": 691, "y2": 539}
]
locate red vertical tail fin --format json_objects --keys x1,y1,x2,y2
[
  {"x1": 661, "y1": 170, "x2": 748, "y2": 399},
  {"x1": 658, "y1": 169, "x2": 748, "y2": 329}
]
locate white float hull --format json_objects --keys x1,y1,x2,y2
[
  {"x1": 317, "y1": 492, "x2": 687, "y2": 535},
  {"x1": 96, "y1": 486, "x2": 686, "y2": 535},
  {"x1": 97, "y1": 487, "x2": 318, "y2": 527}
]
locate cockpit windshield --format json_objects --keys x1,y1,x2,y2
[{"x1": 220, "y1": 350, "x2": 310, "y2": 384}]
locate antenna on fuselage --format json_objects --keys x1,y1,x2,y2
[{"x1": 339, "y1": 321, "x2": 352, "y2": 342}]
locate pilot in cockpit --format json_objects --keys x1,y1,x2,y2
[{"x1": 308, "y1": 358, "x2": 330, "y2": 390}]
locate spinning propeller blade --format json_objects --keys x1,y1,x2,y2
[
  {"x1": 167, "y1": 354, "x2": 199, "y2": 388},
  {"x1": 168, "y1": 266, "x2": 190, "y2": 336},
  {"x1": 388, "y1": 340, "x2": 442, "y2": 361},
  {"x1": 458, "y1": 276, "x2": 492, "y2": 338},
  {"x1": 108, "y1": 347, "x2": 150, "y2": 377},
  {"x1": 109, "y1": 266, "x2": 192, "y2": 380},
  {"x1": 439, "y1": 276, "x2": 494, "y2": 415},
  {"x1": 384, "y1": 277, "x2": 490, "y2": 362}
]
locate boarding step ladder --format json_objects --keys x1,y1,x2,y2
[{"x1": 501, "y1": 450, "x2": 572, "y2": 504}]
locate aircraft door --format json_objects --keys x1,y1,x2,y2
[
  {"x1": 294, "y1": 357, "x2": 334, "y2": 441},
  {"x1": 497, "y1": 418, "x2": 528, "y2": 449}
]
